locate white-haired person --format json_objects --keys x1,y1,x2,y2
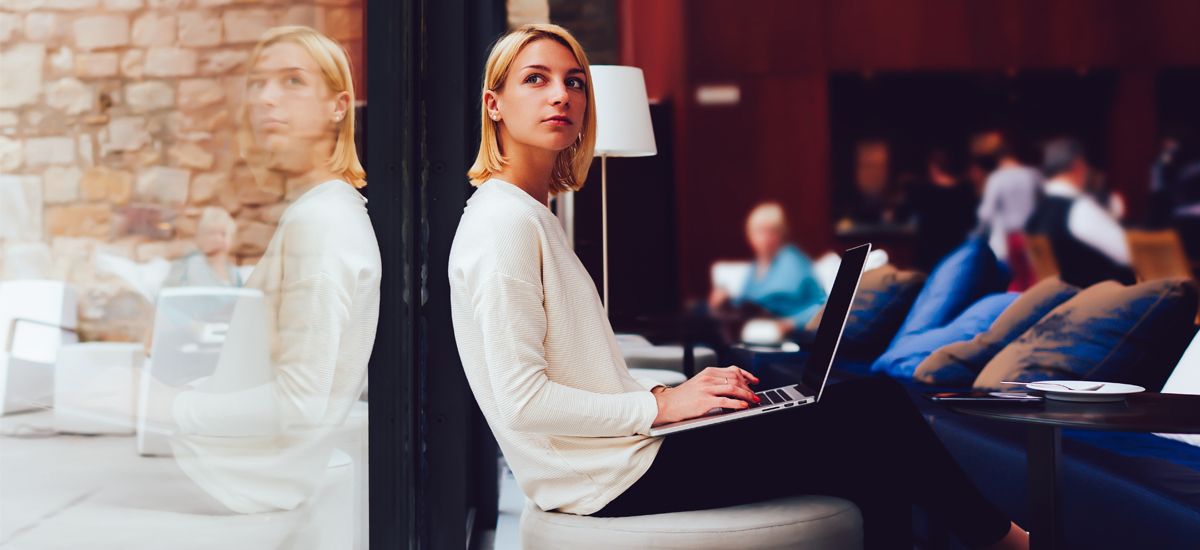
[
  {"x1": 165, "y1": 206, "x2": 243, "y2": 287},
  {"x1": 708, "y1": 202, "x2": 827, "y2": 338},
  {"x1": 447, "y1": 23, "x2": 1028, "y2": 550}
]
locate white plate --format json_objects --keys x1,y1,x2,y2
[{"x1": 1023, "y1": 380, "x2": 1145, "y2": 402}]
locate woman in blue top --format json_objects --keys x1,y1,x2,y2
[{"x1": 711, "y1": 202, "x2": 826, "y2": 336}]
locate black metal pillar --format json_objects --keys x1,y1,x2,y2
[
  {"x1": 366, "y1": 0, "x2": 421, "y2": 548},
  {"x1": 368, "y1": 1, "x2": 507, "y2": 549}
]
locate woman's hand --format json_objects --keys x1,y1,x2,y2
[
  {"x1": 652, "y1": 366, "x2": 760, "y2": 426},
  {"x1": 708, "y1": 288, "x2": 730, "y2": 311}
]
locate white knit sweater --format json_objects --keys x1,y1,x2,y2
[
  {"x1": 170, "y1": 180, "x2": 381, "y2": 514},
  {"x1": 449, "y1": 179, "x2": 664, "y2": 515}
]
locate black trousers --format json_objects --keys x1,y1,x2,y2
[{"x1": 593, "y1": 377, "x2": 1011, "y2": 550}]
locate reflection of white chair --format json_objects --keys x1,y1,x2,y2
[
  {"x1": 54, "y1": 342, "x2": 144, "y2": 434},
  {"x1": 139, "y1": 287, "x2": 264, "y2": 456},
  {"x1": 0, "y1": 280, "x2": 78, "y2": 414}
]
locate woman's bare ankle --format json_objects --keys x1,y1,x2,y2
[{"x1": 980, "y1": 521, "x2": 1029, "y2": 550}]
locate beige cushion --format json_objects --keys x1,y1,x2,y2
[
  {"x1": 520, "y1": 495, "x2": 863, "y2": 550},
  {"x1": 974, "y1": 278, "x2": 1199, "y2": 390}
]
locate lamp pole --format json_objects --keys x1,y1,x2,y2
[{"x1": 602, "y1": 154, "x2": 609, "y2": 316}]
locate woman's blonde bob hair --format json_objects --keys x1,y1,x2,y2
[
  {"x1": 238, "y1": 26, "x2": 366, "y2": 189},
  {"x1": 467, "y1": 24, "x2": 597, "y2": 195}
]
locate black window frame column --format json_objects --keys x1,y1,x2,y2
[{"x1": 367, "y1": 1, "x2": 507, "y2": 548}]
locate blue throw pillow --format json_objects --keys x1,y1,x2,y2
[
  {"x1": 914, "y1": 277, "x2": 1081, "y2": 386},
  {"x1": 871, "y1": 292, "x2": 1020, "y2": 379},
  {"x1": 872, "y1": 237, "x2": 1009, "y2": 376},
  {"x1": 974, "y1": 278, "x2": 1200, "y2": 390}
]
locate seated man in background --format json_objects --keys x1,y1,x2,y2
[
  {"x1": 1026, "y1": 138, "x2": 1135, "y2": 288},
  {"x1": 709, "y1": 202, "x2": 827, "y2": 342}
]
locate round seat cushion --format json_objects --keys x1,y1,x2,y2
[{"x1": 520, "y1": 495, "x2": 862, "y2": 550}]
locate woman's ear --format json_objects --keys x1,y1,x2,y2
[
  {"x1": 483, "y1": 90, "x2": 500, "y2": 120},
  {"x1": 332, "y1": 90, "x2": 351, "y2": 122}
]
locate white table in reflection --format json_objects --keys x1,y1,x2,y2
[{"x1": 0, "y1": 402, "x2": 368, "y2": 550}]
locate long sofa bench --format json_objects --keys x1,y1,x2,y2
[{"x1": 732, "y1": 348, "x2": 1200, "y2": 550}]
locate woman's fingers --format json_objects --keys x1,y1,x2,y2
[
  {"x1": 713, "y1": 365, "x2": 758, "y2": 386},
  {"x1": 733, "y1": 367, "x2": 759, "y2": 385},
  {"x1": 716, "y1": 383, "x2": 759, "y2": 404},
  {"x1": 716, "y1": 397, "x2": 750, "y2": 410}
]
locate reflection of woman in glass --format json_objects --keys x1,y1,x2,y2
[
  {"x1": 164, "y1": 207, "x2": 243, "y2": 288},
  {"x1": 449, "y1": 24, "x2": 1027, "y2": 550},
  {"x1": 153, "y1": 26, "x2": 380, "y2": 516}
]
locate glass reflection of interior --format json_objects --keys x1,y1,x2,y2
[{"x1": 1, "y1": 7, "x2": 371, "y2": 547}]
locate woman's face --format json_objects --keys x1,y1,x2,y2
[
  {"x1": 197, "y1": 224, "x2": 229, "y2": 256},
  {"x1": 747, "y1": 222, "x2": 784, "y2": 260},
  {"x1": 246, "y1": 42, "x2": 346, "y2": 166},
  {"x1": 488, "y1": 39, "x2": 587, "y2": 155}
]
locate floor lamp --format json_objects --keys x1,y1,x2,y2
[{"x1": 590, "y1": 65, "x2": 657, "y2": 316}]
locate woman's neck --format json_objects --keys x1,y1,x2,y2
[
  {"x1": 285, "y1": 167, "x2": 341, "y2": 200},
  {"x1": 492, "y1": 132, "x2": 558, "y2": 205}
]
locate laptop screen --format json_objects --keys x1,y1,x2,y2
[{"x1": 801, "y1": 243, "x2": 870, "y2": 401}]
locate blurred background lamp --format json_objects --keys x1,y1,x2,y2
[{"x1": 590, "y1": 65, "x2": 657, "y2": 315}]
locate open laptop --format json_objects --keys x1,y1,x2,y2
[{"x1": 649, "y1": 243, "x2": 870, "y2": 436}]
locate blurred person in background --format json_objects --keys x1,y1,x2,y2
[
  {"x1": 894, "y1": 149, "x2": 978, "y2": 272},
  {"x1": 975, "y1": 136, "x2": 1043, "y2": 290},
  {"x1": 1026, "y1": 138, "x2": 1134, "y2": 288},
  {"x1": 708, "y1": 202, "x2": 826, "y2": 340},
  {"x1": 164, "y1": 206, "x2": 243, "y2": 288},
  {"x1": 1148, "y1": 123, "x2": 1200, "y2": 258}
]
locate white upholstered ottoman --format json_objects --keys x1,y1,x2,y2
[{"x1": 520, "y1": 495, "x2": 863, "y2": 550}]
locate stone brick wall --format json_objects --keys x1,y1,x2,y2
[{"x1": 0, "y1": 0, "x2": 363, "y2": 342}]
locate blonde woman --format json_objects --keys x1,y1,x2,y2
[
  {"x1": 449, "y1": 24, "x2": 1027, "y2": 550},
  {"x1": 138, "y1": 26, "x2": 380, "y2": 517}
]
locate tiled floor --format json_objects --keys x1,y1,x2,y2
[{"x1": 1, "y1": 404, "x2": 369, "y2": 549}]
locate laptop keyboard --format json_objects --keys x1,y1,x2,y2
[{"x1": 751, "y1": 389, "x2": 795, "y2": 407}]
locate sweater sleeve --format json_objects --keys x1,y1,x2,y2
[
  {"x1": 172, "y1": 272, "x2": 353, "y2": 436},
  {"x1": 474, "y1": 272, "x2": 659, "y2": 437}
]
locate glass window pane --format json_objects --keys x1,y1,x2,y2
[{"x1": 1, "y1": 3, "x2": 369, "y2": 548}]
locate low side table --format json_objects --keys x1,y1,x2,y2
[{"x1": 945, "y1": 393, "x2": 1200, "y2": 550}]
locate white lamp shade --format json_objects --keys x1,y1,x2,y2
[{"x1": 590, "y1": 65, "x2": 657, "y2": 157}]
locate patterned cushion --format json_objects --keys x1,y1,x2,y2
[
  {"x1": 974, "y1": 278, "x2": 1199, "y2": 391},
  {"x1": 914, "y1": 277, "x2": 1081, "y2": 387},
  {"x1": 872, "y1": 292, "x2": 1020, "y2": 380},
  {"x1": 803, "y1": 265, "x2": 926, "y2": 360}
]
